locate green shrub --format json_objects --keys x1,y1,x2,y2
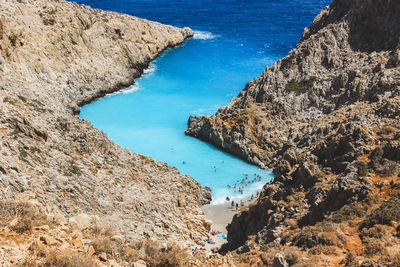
[
  {"x1": 19, "y1": 147, "x2": 28, "y2": 158},
  {"x1": 17, "y1": 95, "x2": 27, "y2": 102},
  {"x1": 8, "y1": 33, "x2": 18, "y2": 46},
  {"x1": 43, "y1": 18, "x2": 55, "y2": 26},
  {"x1": 285, "y1": 76, "x2": 317, "y2": 95},
  {"x1": 362, "y1": 201, "x2": 400, "y2": 228},
  {"x1": 282, "y1": 225, "x2": 346, "y2": 249},
  {"x1": 330, "y1": 203, "x2": 368, "y2": 223},
  {"x1": 355, "y1": 160, "x2": 368, "y2": 176},
  {"x1": 3, "y1": 97, "x2": 16, "y2": 105},
  {"x1": 364, "y1": 240, "x2": 387, "y2": 256}
]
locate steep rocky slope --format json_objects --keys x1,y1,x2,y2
[
  {"x1": 0, "y1": 0, "x2": 211, "y2": 265},
  {"x1": 187, "y1": 0, "x2": 400, "y2": 265}
]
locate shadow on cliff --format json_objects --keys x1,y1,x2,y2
[{"x1": 304, "y1": 0, "x2": 400, "y2": 53}]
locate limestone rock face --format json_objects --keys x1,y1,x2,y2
[
  {"x1": 0, "y1": 0, "x2": 208, "y2": 248},
  {"x1": 186, "y1": 0, "x2": 400, "y2": 251}
]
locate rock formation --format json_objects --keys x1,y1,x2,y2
[
  {"x1": 0, "y1": 1, "x2": 211, "y2": 265},
  {"x1": 187, "y1": 0, "x2": 400, "y2": 265}
]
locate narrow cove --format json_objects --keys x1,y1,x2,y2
[
  {"x1": 80, "y1": 34, "x2": 273, "y2": 205},
  {"x1": 78, "y1": 0, "x2": 330, "y2": 206}
]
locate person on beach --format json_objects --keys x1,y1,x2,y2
[
  {"x1": 235, "y1": 203, "x2": 238, "y2": 210},
  {"x1": 231, "y1": 200, "x2": 235, "y2": 209},
  {"x1": 226, "y1": 196, "x2": 230, "y2": 201}
]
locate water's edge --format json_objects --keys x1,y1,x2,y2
[{"x1": 75, "y1": 35, "x2": 193, "y2": 115}]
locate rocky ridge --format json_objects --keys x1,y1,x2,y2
[
  {"x1": 0, "y1": 0, "x2": 211, "y2": 265},
  {"x1": 187, "y1": 0, "x2": 400, "y2": 265}
]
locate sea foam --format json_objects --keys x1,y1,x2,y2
[{"x1": 193, "y1": 30, "x2": 219, "y2": 40}]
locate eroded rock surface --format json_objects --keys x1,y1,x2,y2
[
  {"x1": 187, "y1": 0, "x2": 400, "y2": 263},
  {"x1": 0, "y1": 0, "x2": 210, "y2": 253}
]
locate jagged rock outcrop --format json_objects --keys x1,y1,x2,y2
[
  {"x1": 0, "y1": 0, "x2": 210, "y2": 256},
  {"x1": 186, "y1": 0, "x2": 400, "y2": 262}
]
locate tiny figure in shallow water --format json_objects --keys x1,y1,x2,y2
[
  {"x1": 226, "y1": 196, "x2": 230, "y2": 201},
  {"x1": 182, "y1": 161, "x2": 186, "y2": 164}
]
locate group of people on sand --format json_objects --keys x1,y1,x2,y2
[
  {"x1": 192, "y1": 230, "x2": 225, "y2": 256},
  {"x1": 224, "y1": 197, "x2": 245, "y2": 210},
  {"x1": 225, "y1": 191, "x2": 260, "y2": 210}
]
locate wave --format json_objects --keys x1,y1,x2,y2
[
  {"x1": 110, "y1": 63, "x2": 157, "y2": 95},
  {"x1": 143, "y1": 62, "x2": 157, "y2": 75},
  {"x1": 193, "y1": 30, "x2": 219, "y2": 40},
  {"x1": 121, "y1": 84, "x2": 140, "y2": 94}
]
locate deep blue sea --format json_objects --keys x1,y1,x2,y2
[{"x1": 77, "y1": 0, "x2": 331, "y2": 204}]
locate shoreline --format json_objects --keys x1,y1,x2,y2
[
  {"x1": 202, "y1": 203, "x2": 237, "y2": 234},
  {"x1": 196, "y1": 194, "x2": 260, "y2": 255},
  {"x1": 75, "y1": 30, "x2": 194, "y2": 115}
]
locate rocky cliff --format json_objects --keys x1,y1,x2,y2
[
  {"x1": 0, "y1": 0, "x2": 211, "y2": 265},
  {"x1": 187, "y1": 0, "x2": 400, "y2": 265}
]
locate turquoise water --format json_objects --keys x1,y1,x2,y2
[{"x1": 78, "y1": 0, "x2": 331, "y2": 204}]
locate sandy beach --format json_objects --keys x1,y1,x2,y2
[
  {"x1": 202, "y1": 203, "x2": 238, "y2": 233},
  {"x1": 189, "y1": 202, "x2": 239, "y2": 256}
]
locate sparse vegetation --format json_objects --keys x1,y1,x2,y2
[
  {"x1": 91, "y1": 237, "x2": 115, "y2": 255},
  {"x1": 329, "y1": 203, "x2": 368, "y2": 223},
  {"x1": 8, "y1": 33, "x2": 18, "y2": 46},
  {"x1": 362, "y1": 201, "x2": 400, "y2": 228},
  {"x1": 285, "y1": 76, "x2": 317, "y2": 95},
  {"x1": 355, "y1": 160, "x2": 368, "y2": 176},
  {"x1": 364, "y1": 240, "x2": 387, "y2": 256},
  {"x1": 377, "y1": 125, "x2": 396, "y2": 136},
  {"x1": 0, "y1": 201, "x2": 47, "y2": 233},
  {"x1": 282, "y1": 224, "x2": 346, "y2": 249},
  {"x1": 43, "y1": 18, "x2": 55, "y2": 26},
  {"x1": 19, "y1": 146, "x2": 28, "y2": 158},
  {"x1": 65, "y1": 160, "x2": 82, "y2": 176},
  {"x1": 128, "y1": 240, "x2": 190, "y2": 266},
  {"x1": 19, "y1": 250, "x2": 95, "y2": 267},
  {"x1": 18, "y1": 95, "x2": 27, "y2": 102},
  {"x1": 3, "y1": 96, "x2": 16, "y2": 105},
  {"x1": 30, "y1": 147, "x2": 41, "y2": 153}
]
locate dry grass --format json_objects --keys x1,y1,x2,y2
[
  {"x1": 91, "y1": 237, "x2": 115, "y2": 255},
  {"x1": 377, "y1": 125, "x2": 396, "y2": 136},
  {"x1": 363, "y1": 239, "x2": 388, "y2": 256},
  {"x1": 0, "y1": 200, "x2": 48, "y2": 233},
  {"x1": 128, "y1": 240, "x2": 190, "y2": 267},
  {"x1": 18, "y1": 250, "x2": 95, "y2": 267}
]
